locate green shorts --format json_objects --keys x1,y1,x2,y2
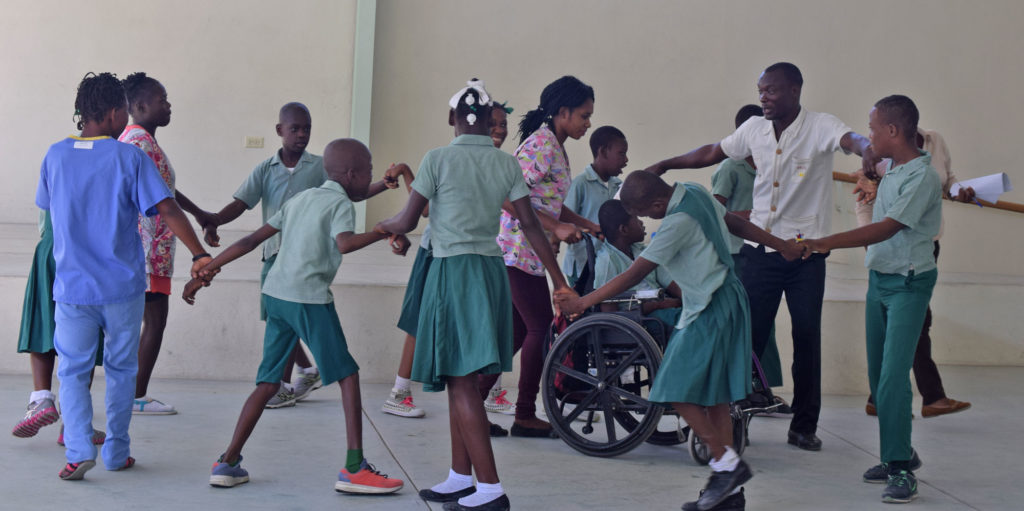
[
  {"x1": 258, "y1": 254, "x2": 277, "y2": 321},
  {"x1": 257, "y1": 295, "x2": 359, "y2": 386}
]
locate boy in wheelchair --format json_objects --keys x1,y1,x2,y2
[{"x1": 557, "y1": 171, "x2": 803, "y2": 511}]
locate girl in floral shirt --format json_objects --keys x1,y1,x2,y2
[
  {"x1": 486, "y1": 76, "x2": 600, "y2": 437},
  {"x1": 119, "y1": 73, "x2": 214, "y2": 415}
]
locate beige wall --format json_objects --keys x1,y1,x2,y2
[{"x1": 1, "y1": 0, "x2": 357, "y2": 231}]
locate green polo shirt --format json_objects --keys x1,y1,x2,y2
[
  {"x1": 412, "y1": 134, "x2": 529, "y2": 258},
  {"x1": 711, "y1": 157, "x2": 756, "y2": 254},
  {"x1": 640, "y1": 184, "x2": 730, "y2": 329},
  {"x1": 562, "y1": 164, "x2": 623, "y2": 276},
  {"x1": 234, "y1": 150, "x2": 327, "y2": 260},
  {"x1": 261, "y1": 180, "x2": 355, "y2": 304},
  {"x1": 865, "y1": 151, "x2": 941, "y2": 276},
  {"x1": 593, "y1": 242, "x2": 673, "y2": 306}
]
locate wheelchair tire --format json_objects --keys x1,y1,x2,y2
[
  {"x1": 541, "y1": 314, "x2": 664, "y2": 458},
  {"x1": 686, "y1": 407, "x2": 747, "y2": 465}
]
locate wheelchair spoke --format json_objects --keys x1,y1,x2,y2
[
  {"x1": 600, "y1": 348, "x2": 643, "y2": 385},
  {"x1": 588, "y1": 328, "x2": 605, "y2": 380},
  {"x1": 602, "y1": 395, "x2": 617, "y2": 442},
  {"x1": 551, "y1": 362, "x2": 599, "y2": 387}
]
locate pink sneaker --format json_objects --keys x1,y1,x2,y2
[{"x1": 12, "y1": 398, "x2": 59, "y2": 438}]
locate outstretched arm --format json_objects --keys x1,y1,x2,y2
[
  {"x1": 501, "y1": 199, "x2": 584, "y2": 244},
  {"x1": 511, "y1": 196, "x2": 571, "y2": 292},
  {"x1": 174, "y1": 190, "x2": 215, "y2": 228},
  {"x1": 840, "y1": 132, "x2": 881, "y2": 180},
  {"x1": 336, "y1": 230, "x2": 392, "y2": 254},
  {"x1": 644, "y1": 143, "x2": 728, "y2": 175},
  {"x1": 154, "y1": 197, "x2": 213, "y2": 276},
  {"x1": 802, "y1": 218, "x2": 904, "y2": 256},
  {"x1": 723, "y1": 212, "x2": 803, "y2": 261},
  {"x1": 556, "y1": 257, "x2": 659, "y2": 315},
  {"x1": 200, "y1": 223, "x2": 279, "y2": 277},
  {"x1": 375, "y1": 190, "x2": 429, "y2": 235},
  {"x1": 203, "y1": 199, "x2": 250, "y2": 247}
]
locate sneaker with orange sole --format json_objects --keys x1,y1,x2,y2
[{"x1": 335, "y1": 459, "x2": 404, "y2": 494}]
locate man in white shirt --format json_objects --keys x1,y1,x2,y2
[{"x1": 646, "y1": 62, "x2": 879, "y2": 451}]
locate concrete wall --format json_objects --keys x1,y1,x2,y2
[{"x1": 1, "y1": 0, "x2": 357, "y2": 231}]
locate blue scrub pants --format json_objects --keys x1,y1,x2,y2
[{"x1": 55, "y1": 296, "x2": 144, "y2": 467}]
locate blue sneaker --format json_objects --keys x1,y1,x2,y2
[{"x1": 210, "y1": 454, "x2": 250, "y2": 488}]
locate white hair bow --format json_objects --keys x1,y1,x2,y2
[{"x1": 448, "y1": 78, "x2": 492, "y2": 109}]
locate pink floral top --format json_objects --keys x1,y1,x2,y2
[
  {"x1": 497, "y1": 125, "x2": 572, "y2": 276},
  {"x1": 119, "y1": 125, "x2": 176, "y2": 277}
]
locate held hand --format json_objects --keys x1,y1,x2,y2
[
  {"x1": 190, "y1": 256, "x2": 214, "y2": 279},
  {"x1": 390, "y1": 234, "x2": 411, "y2": 256},
  {"x1": 182, "y1": 278, "x2": 205, "y2": 305},
  {"x1": 778, "y1": 238, "x2": 805, "y2": 262},
  {"x1": 801, "y1": 238, "x2": 829, "y2": 259},
  {"x1": 553, "y1": 287, "x2": 584, "y2": 317},
  {"x1": 384, "y1": 163, "x2": 410, "y2": 189},
  {"x1": 582, "y1": 220, "x2": 604, "y2": 241},
  {"x1": 553, "y1": 222, "x2": 584, "y2": 244},
  {"x1": 203, "y1": 224, "x2": 221, "y2": 247},
  {"x1": 193, "y1": 210, "x2": 216, "y2": 230},
  {"x1": 853, "y1": 171, "x2": 879, "y2": 204},
  {"x1": 860, "y1": 145, "x2": 882, "y2": 180},
  {"x1": 196, "y1": 261, "x2": 221, "y2": 281},
  {"x1": 373, "y1": 222, "x2": 390, "y2": 235},
  {"x1": 953, "y1": 186, "x2": 977, "y2": 204},
  {"x1": 548, "y1": 233, "x2": 561, "y2": 256}
]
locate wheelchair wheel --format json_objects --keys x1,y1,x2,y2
[
  {"x1": 613, "y1": 409, "x2": 686, "y2": 446},
  {"x1": 541, "y1": 314, "x2": 664, "y2": 457},
  {"x1": 686, "y1": 405, "x2": 747, "y2": 465}
]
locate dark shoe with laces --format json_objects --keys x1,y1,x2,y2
[
  {"x1": 882, "y1": 470, "x2": 918, "y2": 503},
  {"x1": 696, "y1": 460, "x2": 752, "y2": 511},
  {"x1": 863, "y1": 450, "x2": 922, "y2": 483},
  {"x1": 420, "y1": 486, "x2": 476, "y2": 502},
  {"x1": 442, "y1": 494, "x2": 511, "y2": 510},
  {"x1": 682, "y1": 487, "x2": 745, "y2": 511},
  {"x1": 787, "y1": 430, "x2": 822, "y2": 451}
]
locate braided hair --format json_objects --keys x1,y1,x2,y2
[
  {"x1": 122, "y1": 72, "x2": 161, "y2": 107},
  {"x1": 518, "y1": 75, "x2": 594, "y2": 145},
  {"x1": 73, "y1": 72, "x2": 125, "y2": 130}
]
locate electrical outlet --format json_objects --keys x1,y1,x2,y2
[{"x1": 245, "y1": 136, "x2": 264, "y2": 149}]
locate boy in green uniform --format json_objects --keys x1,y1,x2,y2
[
  {"x1": 561, "y1": 126, "x2": 628, "y2": 284},
  {"x1": 184, "y1": 139, "x2": 409, "y2": 494},
  {"x1": 557, "y1": 171, "x2": 802, "y2": 511},
  {"x1": 802, "y1": 95, "x2": 941, "y2": 504}
]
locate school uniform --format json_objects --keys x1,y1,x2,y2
[
  {"x1": 233, "y1": 151, "x2": 327, "y2": 319},
  {"x1": 561, "y1": 164, "x2": 622, "y2": 283},
  {"x1": 592, "y1": 241, "x2": 680, "y2": 329},
  {"x1": 639, "y1": 183, "x2": 751, "y2": 406},
  {"x1": 256, "y1": 180, "x2": 361, "y2": 386},
  {"x1": 36, "y1": 135, "x2": 172, "y2": 468},
  {"x1": 396, "y1": 225, "x2": 433, "y2": 337},
  {"x1": 711, "y1": 157, "x2": 785, "y2": 388},
  {"x1": 864, "y1": 152, "x2": 941, "y2": 464},
  {"x1": 409, "y1": 134, "x2": 529, "y2": 392}
]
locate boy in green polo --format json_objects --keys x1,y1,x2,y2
[
  {"x1": 561, "y1": 126, "x2": 628, "y2": 285},
  {"x1": 802, "y1": 95, "x2": 941, "y2": 504},
  {"x1": 184, "y1": 139, "x2": 409, "y2": 494}
]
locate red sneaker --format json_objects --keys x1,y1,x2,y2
[{"x1": 334, "y1": 460, "x2": 404, "y2": 494}]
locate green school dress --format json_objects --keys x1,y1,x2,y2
[{"x1": 646, "y1": 184, "x2": 751, "y2": 406}]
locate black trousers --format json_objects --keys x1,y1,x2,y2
[
  {"x1": 740, "y1": 244, "x2": 826, "y2": 435},
  {"x1": 869, "y1": 241, "x2": 947, "y2": 405}
]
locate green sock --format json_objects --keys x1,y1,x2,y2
[{"x1": 345, "y1": 449, "x2": 363, "y2": 473}]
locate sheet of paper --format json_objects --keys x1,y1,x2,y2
[{"x1": 950, "y1": 172, "x2": 1013, "y2": 203}]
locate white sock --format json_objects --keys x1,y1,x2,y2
[
  {"x1": 301, "y1": 366, "x2": 318, "y2": 375},
  {"x1": 458, "y1": 481, "x2": 504, "y2": 507},
  {"x1": 30, "y1": 390, "x2": 55, "y2": 404},
  {"x1": 709, "y1": 446, "x2": 739, "y2": 472},
  {"x1": 280, "y1": 381, "x2": 294, "y2": 393},
  {"x1": 394, "y1": 375, "x2": 411, "y2": 392},
  {"x1": 730, "y1": 486, "x2": 743, "y2": 496},
  {"x1": 430, "y1": 468, "x2": 473, "y2": 494}
]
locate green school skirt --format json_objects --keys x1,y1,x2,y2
[
  {"x1": 396, "y1": 246, "x2": 433, "y2": 337},
  {"x1": 649, "y1": 275, "x2": 751, "y2": 406},
  {"x1": 412, "y1": 254, "x2": 513, "y2": 392},
  {"x1": 18, "y1": 212, "x2": 102, "y2": 363}
]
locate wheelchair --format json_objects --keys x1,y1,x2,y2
[{"x1": 540, "y1": 236, "x2": 781, "y2": 462}]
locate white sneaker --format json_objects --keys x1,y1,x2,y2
[
  {"x1": 265, "y1": 386, "x2": 297, "y2": 409},
  {"x1": 132, "y1": 396, "x2": 177, "y2": 415},
  {"x1": 484, "y1": 388, "x2": 516, "y2": 415},
  {"x1": 292, "y1": 370, "x2": 323, "y2": 402},
  {"x1": 381, "y1": 388, "x2": 425, "y2": 418}
]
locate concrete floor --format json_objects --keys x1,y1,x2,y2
[{"x1": 0, "y1": 366, "x2": 1016, "y2": 510}]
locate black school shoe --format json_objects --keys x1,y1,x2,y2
[
  {"x1": 420, "y1": 486, "x2": 476, "y2": 502},
  {"x1": 442, "y1": 494, "x2": 511, "y2": 511},
  {"x1": 787, "y1": 430, "x2": 822, "y2": 451},
  {"x1": 682, "y1": 487, "x2": 745, "y2": 511},
  {"x1": 863, "y1": 450, "x2": 923, "y2": 483},
  {"x1": 509, "y1": 423, "x2": 557, "y2": 438},
  {"x1": 696, "y1": 460, "x2": 753, "y2": 511},
  {"x1": 489, "y1": 422, "x2": 509, "y2": 437}
]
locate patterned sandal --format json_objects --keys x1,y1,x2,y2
[{"x1": 59, "y1": 460, "x2": 96, "y2": 480}]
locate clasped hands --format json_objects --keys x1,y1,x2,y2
[{"x1": 371, "y1": 223, "x2": 413, "y2": 257}]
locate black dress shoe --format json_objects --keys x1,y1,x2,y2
[
  {"x1": 787, "y1": 430, "x2": 822, "y2": 451},
  {"x1": 442, "y1": 494, "x2": 511, "y2": 511},
  {"x1": 696, "y1": 461, "x2": 752, "y2": 511},
  {"x1": 509, "y1": 423, "x2": 556, "y2": 438},
  {"x1": 682, "y1": 487, "x2": 745, "y2": 511},
  {"x1": 420, "y1": 486, "x2": 476, "y2": 502},
  {"x1": 488, "y1": 422, "x2": 508, "y2": 437}
]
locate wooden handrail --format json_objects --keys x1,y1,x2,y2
[{"x1": 832, "y1": 171, "x2": 1024, "y2": 214}]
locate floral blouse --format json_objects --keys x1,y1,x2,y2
[
  {"x1": 496, "y1": 125, "x2": 572, "y2": 276},
  {"x1": 119, "y1": 125, "x2": 176, "y2": 277}
]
